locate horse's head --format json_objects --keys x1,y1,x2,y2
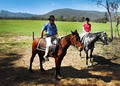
[
  {"x1": 99, "y1": 32, "x2": 108, "y2": 45},
  {"x1": 70, "y1": 30, "x2": 83, "y2": 51}
]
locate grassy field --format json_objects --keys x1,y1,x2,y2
[{"x1": 0, "y1": 20, "x2": 117, "y2": 37}]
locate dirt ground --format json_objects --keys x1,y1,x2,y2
[{"x1": 0, "y1": 35, "x2": 120, "y2": 86}]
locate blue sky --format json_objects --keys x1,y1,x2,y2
[{"x1": 0, "y1": 0, "x2": 119, "y2": 14}]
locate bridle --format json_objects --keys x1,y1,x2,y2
[
  {"x1": 99, "y1": 33, "x2": 107, "y2": 45},
  {"x1": 71, "y1": 35, "x2": 81, "y2": 48}
]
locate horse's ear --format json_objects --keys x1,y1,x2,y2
[
  {"x1": 75, "y1": 30, "x2": 77, "y2": 33},
  {"x1": 71, "y1": 31, "x2": 74, "y2": 35},
  {"x1": 75, "y1": 30, "x2": 78, "y2": 34}
]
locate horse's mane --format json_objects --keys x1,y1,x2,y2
[
  {"x1": 60, "y1": 34, "x2": 71, "y2": 40},
  {"x1": 94, "y1": 32, "x2": 104, "y2": 34}
]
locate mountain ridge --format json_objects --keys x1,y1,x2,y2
[
  {"x1": 0, "y1": 8, "x2": 119, "y2": 20},
  {"x1": 0, "y1": 10, "x2": 38, "y2": 18}
]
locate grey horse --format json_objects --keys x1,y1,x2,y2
[{"x1": 79, "y1": 32, "x2": 108, "y2": 68}]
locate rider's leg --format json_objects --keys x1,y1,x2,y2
[
  {"x1": 52, "y1": 38, "x2": 59, "y2": 53},
  {"x1": 80, "y1": 32, "x2": 85, "y2": 39},
  {"x1": 43, "y1": 37, "x2": 52, "y2": 60}
]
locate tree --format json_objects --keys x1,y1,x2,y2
[
  {"x1": 81, "y1": 16, "x2": 85, "y2": 22},
  {"x1": 104, "y1": 12, "x2": 109, "y2": 21},
  {"x1": 114, "y1": 3, "x2": 120, "y2": 37},
  {"x1": 94, "y1": 18, "x2": 108, "y2": 23},
  {"x1": 57, "y1": 16, "x2": 64, "y2": 21},
  {"x1": 78, "y1": 16, "x2": 85, "y2": 22},
  {"x1": 93, "y1": 13, "x2": 109, "y2": 23},
  {"x1": 67, "y1": 16, "x2": 77, "y2": 22},
  {"x1": 93, "y1": 0, "x2": 120, "y2": 41},
  {"x1": 71, "y1": 16, "x2": 77, "y2": 22}
]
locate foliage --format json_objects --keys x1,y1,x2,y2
[{"x1": 94, "y1": 13, "x2": 109, "y2": 23}]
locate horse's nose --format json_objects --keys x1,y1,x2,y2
[
  {"x1": 80, "y1": 48, "x2": 83, "y2": 51},
  {"x1": 78, "y1": 46, "x2": 82, "y2": 51}
]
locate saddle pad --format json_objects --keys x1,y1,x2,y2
[
  {"x1": 36, "y1": 38, "x2": 59, "y2": 52},
  {"x1": 36, "y1": 38, "x2": 46, "y2": 51}
]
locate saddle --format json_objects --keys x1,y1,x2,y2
[
  {"x1": 80, "y1": 33, "x2": 90, "y2": 42},
  {"x1": 36, "y1": 37, "x2": 60, "y2": 54}
]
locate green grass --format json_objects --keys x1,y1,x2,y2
[{"x1": 0, "y1": 20, "x2": 117, "y2": 37}]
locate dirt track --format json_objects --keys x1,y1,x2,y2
[{"x1": 0, "y1": 36, "x2": 120, "y2": 86}]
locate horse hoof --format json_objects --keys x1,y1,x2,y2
[
  {"x1": 41, "y1": 68, "x2": 46, "y2": 72},
  {"x1": 29, "y1": 69, "x2": 33, "y2": 73},
  {"x1": 89, "y1": 63, "x2": 93, "y2": 66},
  {"x1": 85, "y1": 65, "x2": 88, "y2": 69},
  {"x1": 80, "y1": 57, "x2": 83, "y2": 59},
  {"x1": 56, "y1": 75, "x2": 63, "y2": 80},
  {"x1": 56, "y1": 77, "x2": 61, "y2": 81},
  {"x1": 42, "y1": 60, "x2": 45, "y2": 63}
]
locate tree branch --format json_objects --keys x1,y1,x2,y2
[{"x1": 99, "y1": 3, "x2": 107, "y2": 8}]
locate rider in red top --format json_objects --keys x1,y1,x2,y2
[
  {"x1": 80, "y1": 18, "x2": 91, "y2": 39},
  {"x1": 83, "y1": 18, "x2": 91, "y2": 33}
]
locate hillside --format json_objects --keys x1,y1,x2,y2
[
  {"x1": 0, "y1": 8, "x2": 119, "y2": 20},
  {"x1": 0, "y1": 10, "x2": 37, "y2": 18},
  {"x1": 41, "y1": 8, "x2": 106, "y2": 20}
]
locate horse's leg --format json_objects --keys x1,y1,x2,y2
[
  {"x1": 38, "y1": 53, "x2": 45, "y2": 71},
  {"x1": 55, "y1": 57, "x2": 63, "y2": 80},
  {"x1": 90, "y1": 48, "x2": 94, "y2": 66},
  {"x1": 80, "y1": 51, "x2": 82, "y2": 59},
  {"x1": 85, "y1": 49, "x2": 89, "y2": 68},
  {"x1": 55, "y1": 58, "x2": 59, "y2": 79},
  {"x1": 29, "y1": 51, "x2": 36, "y2": 72}
]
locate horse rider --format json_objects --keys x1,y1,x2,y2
[
  {"x1": 40, "y1": 15, "x2": 58, "y2": 61},
  {"x1": 80, "y1": 17, "x2": 91, "y2": 39}
]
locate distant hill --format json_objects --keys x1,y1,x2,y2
[
  {"x1": 41, "y1": 8, "x2": 106, "y2": 20},
  {"x1": 0, "y1": 10, "x2": 37, "y2": 18},
  {"x1": 0, "y1": 8, "x2": 119, "y2": 20}
]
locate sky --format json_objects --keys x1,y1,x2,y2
[{"x1": 0, "y1": 0, "x2": 119, "y2": 14}]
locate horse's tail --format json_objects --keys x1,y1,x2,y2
[{"x1": 32, "y1": 38, "x2": 38, "y2": 53}]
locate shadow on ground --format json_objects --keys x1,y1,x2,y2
[{"x1": 0, "y1": 52, "x2": 120, "y2": 86}]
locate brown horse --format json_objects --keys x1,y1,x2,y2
[{"x1": 29, "y1": 30, "x2": 83, "y2": 80}]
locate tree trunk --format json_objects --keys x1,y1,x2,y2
[
  {"x1": 106, "y1": 0, "x2": 113, "y2": 41},
  {"x1": 114, "y1": 9, "x2": 120, "y2": 37},
  {"x1": 116, "y1": 18, "x2": 120, "y2": 37},
  {"x1": 107, "y1": 9, "x2": 113, "y2": 41},
  {"x1": 110, "y1": 15, "x2": 113, "y2": 40}
]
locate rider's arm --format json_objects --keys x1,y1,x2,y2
[
  {"x1": 55, "y1": 32, "x2": 59, "y2": 37},
  {"x1": 83, "y1": 27, "x2": 85, "y2": 32},
  {"x1": 40, "y1": 30, "x2": 44, "y2": 38},
  {"x1": 55, "y1": 25, "x2": 59, "y2": 37},
  {"x1": 83, "y1": 24, "x2": 85, "y2": 32},
  {"x1": 41, "y1": 24, "x2": 47, "y2": 38},
  {"x1": 89, "y1": 24, "x2": 91, "y2": 32}
]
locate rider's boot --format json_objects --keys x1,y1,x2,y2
[{"x1": 43, "y1": 47, "x2": 50, "y2": 62}]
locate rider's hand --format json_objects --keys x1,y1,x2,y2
[
  {"x1": 40, "y1": 36, "x2": 43, "y2": 39},
  {"x1": 40, "y1": 31, "x2": 44, "y2": 38},
  {"x1": 56, "y1": 34, "x2": 59, "y2": 37}
]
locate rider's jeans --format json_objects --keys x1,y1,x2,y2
[
  {"x1": 44, "y1": 37, "x2": 52, "y2": 57},
  {"x1": 80, "y1": 31, "x2": 89, "y2": 39}
]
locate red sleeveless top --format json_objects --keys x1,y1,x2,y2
[{"x1": 83, "y1": 23, "x2": 91, "y2": 32}]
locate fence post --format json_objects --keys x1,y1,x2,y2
[{"x1": 33, "y1": 32, "x2": 34, "y2": 41}]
